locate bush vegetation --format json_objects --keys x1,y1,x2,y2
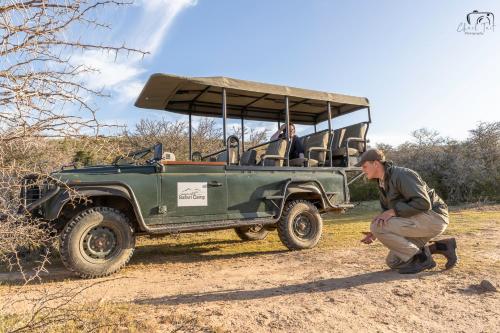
[{"x1": 350, "y1": 122, "x2": 499, "y2": 204}]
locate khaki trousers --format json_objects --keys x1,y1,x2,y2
[{"x1": 370, "y1": 211, "x2": 449, "y2": 268}]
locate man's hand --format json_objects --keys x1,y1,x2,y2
[
  {"x1": 360, "y1": 231, "x2": 376, "y2": 244},
  {"x1": 371, "y1": 209, "x2": 396, "y2": 227}
]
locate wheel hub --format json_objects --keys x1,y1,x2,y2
[
  {"x1": 293, "y1": 214, "x2": 312, "y2": 238},
  {"x1": 83, "y1": 226, "x2": 117, "y2": 259}
]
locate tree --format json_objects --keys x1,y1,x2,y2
[
  {"x1": 0, "y1": 1, "x2": 147, "y2": 330},
  {"x1": 0, "y1": 0, "x2": 145, "y2": 282},
  {"x1": 0, "y1": 0, "x2": 147, "y2": 142}
]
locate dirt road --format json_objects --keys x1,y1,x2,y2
[{"x1": 1, "y1": 205, "x2": 499, "y2": 332}]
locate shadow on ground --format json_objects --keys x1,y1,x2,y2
[
  {"x1": 134, "y1": 270, "x2": 440, "y2": 305},
  {"x1": 130, "y1": 239, "x2": 287, "y2": 265},
  {"x1": 0, "y1": 239, "x2": 288, "y2": 284}
]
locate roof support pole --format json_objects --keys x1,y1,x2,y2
[
  {"x1": 285, "y1": 96, "x2": 290, "y2": 167},
  {"x1": 188, "y1": 113, "x2": 192, "y2": 160},
  {"x1": 222, "y1": 87, "x2": 227, "y2": 146},
  {"x1": 241, "y1": 116, "x2": 245, "y2": 152},
  {"x1": 221, "y1": 87, "x2": 229, "y2": 163},
  {"x1": 314, "y1": 124, "x2": 317, "y2": 133},
  {"x1": 327, "y1": 101, "x2": 333, "y2": 167}
]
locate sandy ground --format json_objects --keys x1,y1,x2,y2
[{"x1": 1, "y1": 209, "x2": 499, "y2": 332}]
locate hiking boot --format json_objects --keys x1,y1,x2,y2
[
  {"x1": 398, "y1": 246, "x2": 436, "y2": 274},
  {"x1": 429, "y1": 238, "x2": 458, "y2": 269}
]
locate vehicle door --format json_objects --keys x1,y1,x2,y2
[{"x1": 160, "y1": 163, "x2": 228, "y2": 223}]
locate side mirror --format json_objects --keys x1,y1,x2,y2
[{"x1": 153, "y1": 143, "x2": 163, "y2": 160}]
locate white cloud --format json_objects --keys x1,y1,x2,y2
[
  {"x1": 73, "y1": 51, "x2": 145, "y2": 90},
  {"x1": 136, "y1": 0, "x2": 198, "y2": 54},
  {"x1": 117, "y1": 80, "x2": 145, "y2": 103},
  {"x1": 75, "y1": 0, "x2": 197, "y2": 104}
]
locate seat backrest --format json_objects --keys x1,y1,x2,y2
[
  {"x1": 240, "y1": 149, "x2": 257, "y2": 166},
  {"x1": 216, "y1": 147, "x2": 238, "y2": 164},
  {"x1": 263, "y1": 139, "x2": 287, "y2": 166},
  {"x1": 340, "y1": 123, "x2": 368, "y2": 152},
  {"x1": 331, "y1": 128, "x2": 345, "y2": 150},
  {"x1": 303, "y1": 131, "x2": 329, "y2": 162},
  {"x1": 300, "y1": 135, "x2": 309, "y2": 148}
]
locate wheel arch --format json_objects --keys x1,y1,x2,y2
[
  {"x1": 48, "y1": 186, "x2": 143, "y2": 233},
  {"x1": 284, "y1": 184, "x2": 325, "y2": 211}
]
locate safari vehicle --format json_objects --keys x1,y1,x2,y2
[{"x1": 22, "y1": 74, "x2": 371, "y2": 278}]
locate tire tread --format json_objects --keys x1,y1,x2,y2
[
  {"x1": 277, "y1": 200, "x2": 322, "y2": 250},
  {"x1": 59, "y1": 206, "x2": 135, "y2": 279}
]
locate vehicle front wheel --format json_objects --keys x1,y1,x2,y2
[
  {"x1": 234, "y1": 224, "x2": 270, "y2": 241},
  {"x1": 277, "y1": 200, "x2": 322, "y2": 250},
  {"x1": 60, "y1": 206, "x2": 135, "y2": 278}
]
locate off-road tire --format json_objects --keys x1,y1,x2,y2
[
  {"x1": 234, "y1": 225, "x2": 270, "y2": 241},
  {"x1": 60, "y1": 206, "x2": 135, "y2": 278},
  {"x1": 277, "y1": 200, "x2": 322, "y2": 250}
]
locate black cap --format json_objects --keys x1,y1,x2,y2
[{"x1": 355, "y1": 149, "x2": 385, "y2": 167}]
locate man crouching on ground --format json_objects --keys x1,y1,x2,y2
[{"x1": 358, "y1": 149, "x2": 458, "y2": 274}]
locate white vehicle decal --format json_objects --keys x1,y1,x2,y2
[{"x1": 177, "y1": 182, "x2": 208, "y2": 207}]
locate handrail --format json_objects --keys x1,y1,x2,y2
[
  {"x1": 201, "y1": 147, "x2": 226, "y2": 160},
  {"x1": 201, "y1": 135, "x2": 240, "y2": 164}
]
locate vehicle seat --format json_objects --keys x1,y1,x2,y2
[
  {"x1": 240, "y1": 149, "x2": 257, "y2": 166},
  {"x1": 300, "y1": 135, "x2": 309, "y2": 149},
  {"x1": 324, "y1": 128, "x2": 345, "y2": 166},
  {"x1": 261, "y1": 139, "x2": 287, "y2": 166},
  {"x1": 216, "y1": 147, "x2": 238, "y2": 164},
  {"x1": 331, "y1": 128, "x2": 345, "y2": 152},
  {"x1": 290, "y1": 131, "x2": 329, "y2": 167},
  {"x1": 331, "y1": 123, "x2": 368, "y2": 165}
]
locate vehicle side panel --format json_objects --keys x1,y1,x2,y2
[
  {"x1": 225, "y1": 166, "x2": 346, "y2": 219},
  {"x1": 50, "y1": 166, "x2": 161, "y2": 224}
]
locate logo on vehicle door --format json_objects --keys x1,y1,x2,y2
[{"x1": 177, "y1": 182, "x2": 207, "y2": 207}]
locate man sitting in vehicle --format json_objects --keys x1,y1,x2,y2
[
  {"x1": 271, "y1": 123, "x2": 304, "y2": 159},
  {"x1": 358, "y1": 149, "x2": 458, "y2": 274}
]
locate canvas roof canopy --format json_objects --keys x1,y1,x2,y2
[{"x1": 135, "y1": 73, "x2": 370, "y2": 125}]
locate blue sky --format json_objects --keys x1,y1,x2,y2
[{"x1": 81, "y1": 0, "x2": 499, "y2": 145}]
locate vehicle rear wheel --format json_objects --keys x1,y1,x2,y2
[
  {"x1": 59, "y1": 206, "x2": 135, "y2": 278},
  {"x1": 234, "y1": 224, "x2": 270, "y2": 241},
  {"x1": 277, "y1": 200, "x2": 322, "y2": 250}
]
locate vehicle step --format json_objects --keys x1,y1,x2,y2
[
  {"x1": 145, "y1": 218, "x2": 275, "y2": 235},
  {"x1": 264, "y1": 195, "x2": 284, "y2": 200}
]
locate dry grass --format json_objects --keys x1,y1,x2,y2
[
  {"x1": 1, "y1": 202, "x2": 498, "y2": 332},
  {"x1": 0, "y1": 303, "x2": 155, "y2": 333},
  {"x1": 0, "y1": 300, "x2": 227, "y2": 333},
  {"x1": 2, "y1": 201, "x2": 497, "y2": 276},
  {"x1": 127, "y1": 201, "x2": 499, "y2": 271}
]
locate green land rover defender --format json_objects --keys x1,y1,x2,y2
[{"x1": 21, "y1": 74, "x2": 371, "y2": 278}]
